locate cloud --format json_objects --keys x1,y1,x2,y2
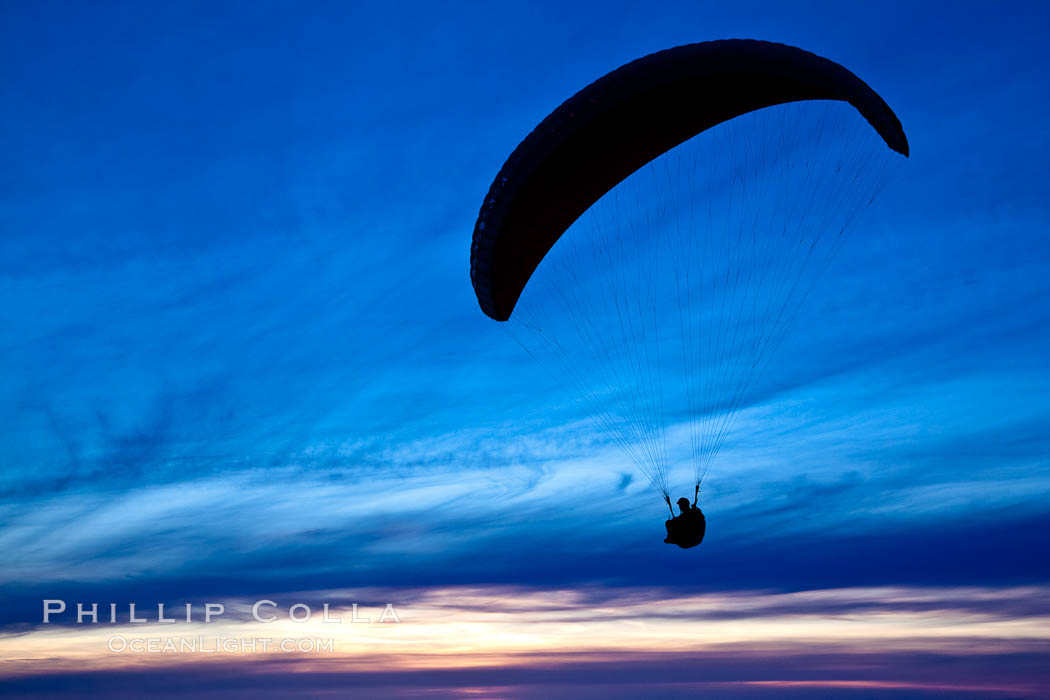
[{"x1": 2, "y1": 585, "x2": 1048, "y2": 697}]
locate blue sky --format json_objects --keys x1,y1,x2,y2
[{"x1": 1, "y1": 1, "x2": 1049, "y2": 697}]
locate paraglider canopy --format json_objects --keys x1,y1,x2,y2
[
  {"x1": 470, "y1": 39, "x2": 908, "y2": 322},
  {"x1": 469, "y1": 38, "x2": 908, "y2": 509}
]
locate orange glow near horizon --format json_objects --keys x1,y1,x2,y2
[{"x1": 3, "y1": 584, "x2": 1049, "y2": 690}]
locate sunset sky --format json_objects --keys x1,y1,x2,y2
[{"x1": 2, "y1": 1, "x2": 1049, "y2": 697}]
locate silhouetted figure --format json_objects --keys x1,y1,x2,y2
[{"x1": 664, "y1": 491, "x2": 706, "y2": 549}]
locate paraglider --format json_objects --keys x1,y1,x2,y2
[
  {"x1": 469, "y1": 39, "x2": 908, "y2": 547},
  {"x1": 665, "y1": 491, "x2": 707, "y2": 549}
]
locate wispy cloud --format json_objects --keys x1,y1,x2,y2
[{"x1": 2, "y1": 585, "x2": 1048, "y2": 698}]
